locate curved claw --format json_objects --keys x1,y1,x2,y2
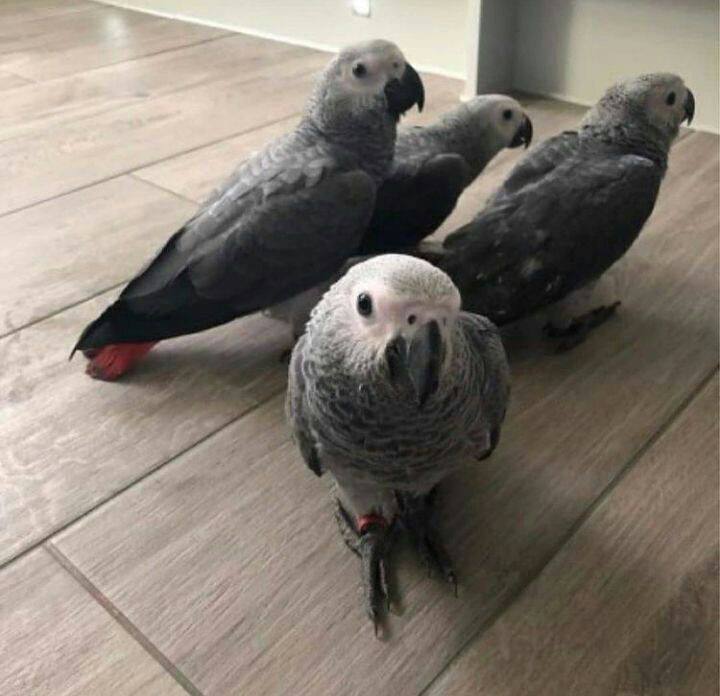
[{"x1": 545, "y1": 301, "x2": 621, "y2": 352}]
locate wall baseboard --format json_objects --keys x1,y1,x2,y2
[{"x1": 96, "y1": 0, "x2": 466, "y2": 81}]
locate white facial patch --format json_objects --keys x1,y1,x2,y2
[
  {"x1": 340, "y1": 43, "x2": 406, "y2": 97},
  {"x1": 494, "y1": 98, "x2": 523, "y2": 141},
  {"x1": 348, "y1": 278, "x2": 458, "y2": 354},
  {"x1": 466, "y1": 94, "x2": 524, "y2": 144},
  {"x1": 645, "y1": 80, "x2": 687, "y2": 129}
]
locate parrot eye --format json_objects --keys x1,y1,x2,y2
[
  {"x1": 357, "y1": 293, "x2": 373, "y2": 316},
  {"x1": 666, "y1": 91, "x2": 676, "y2": 106},
  {"x1": 502, "y1": 109, "x2": 513, "y2": 121},
  {"x1": 352, "y1": 62, "x2": 367, "y2": 78},
  {"x1": 407, "y1": 314, "x2": 416, "y2": 325}
]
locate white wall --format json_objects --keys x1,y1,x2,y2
[
  {"x1": 513, "y1": 0, "x2": 719, "y2": 132},
  {"x1": 102, "y1": 0, "x2": 468, "y2": 78},
  {"x1": 101, "y1": 0, "x2": 719, "y2": 131}
]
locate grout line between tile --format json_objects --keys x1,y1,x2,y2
[
  {"x1": 418, "y1": 363, "x2": 719, "y2": 696},
  {"x1": 0, "y1": 387, "x2": 286, "y2": 574},
  {"x1": 9, "y1": 31, "x2": 232, "y2": 86},
  {"x1": 0, "y1": 70, "x2": 36, "y2": 85},
  {"x1": 0, "y1": 109, "x2": 303, "y2": 223},
  {"x1": 127, "y1": 173, "x2": 201, "y2": 205},
  {"x1": 43, "y1": 542, "x2": 205, "y2": 696},
  {"x1": 0, "y1": 281, "x2": 126, "y2": 342}
]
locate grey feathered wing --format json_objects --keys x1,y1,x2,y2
[
  {"x1": 436, "y1": 132, "x2": 664, "y2": 324},
  {"x1": 287, "y1": 335, "x2": 323, "y2": 476},
  {"x1": 73, "y1": 138, "x2": 376, "y2": 351},
  {"x1": 359, "y1": 127, "x2": 470, "y2": 253},
  {"x1": 458, "y1": 312, "x2": 510, "y2": 459}
]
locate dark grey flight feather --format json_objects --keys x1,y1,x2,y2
[
  {"x1": 359, "y1": 150, "x2": 470, "y2": 253},
  {"x1": 74, "y1": 163, "x2": 376, "y2": 347}
]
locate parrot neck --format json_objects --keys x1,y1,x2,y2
[
  {"x1": 301, "y1": 107, "x2": 397, "y2": 183},
  {"x1": 431, "y1": 115, "x2": 496, "y2": 177},
  {"x1": 580, "y1": 122, "x2": 670, "y2": 167}
]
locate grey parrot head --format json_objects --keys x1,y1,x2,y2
[
  {"x1": 582, "y1": 73, "x2": 695, "y2": 148},
  {"x1": 462, "y1": 94, "x2": 534, "y2": 150},
  {"x1": 306, "y1": 39, "x2": 425, "y2": 130},
  {"x1": 310, "y1": 254, "x2": 461, "y2": 408}
]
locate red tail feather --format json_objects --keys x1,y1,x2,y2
[{"x1": 84, "y1": 342, "x2": 157, "y2": 381}]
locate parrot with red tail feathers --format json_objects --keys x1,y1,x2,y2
[{"x1": 72, "y1": 39, "x2": 425, "y2": 380}]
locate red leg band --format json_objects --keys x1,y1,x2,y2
[{"x1": 357, "y1": 513, "x2": 389, "y2": 535}]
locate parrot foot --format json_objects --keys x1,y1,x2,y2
[
  {"x1": 544, "y1": 301, "x2": 621, "y2": 352},
  {"x1": 397, "y1": 489, "x2": 457, "y2": 596},
  {"x1": 334, "y1": 500, "x2": 393, "y2": 637}
]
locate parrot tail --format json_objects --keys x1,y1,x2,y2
[
  {"x1": 83, "y1": 342, "x2": 157, "y2": 381},
  {"x1": 70, "y1": 302, "x2": 158, "y2": 380}
]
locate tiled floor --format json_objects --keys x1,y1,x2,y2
[{"x1": 0, "y1": 2, "x2": 717, "y2": 695}]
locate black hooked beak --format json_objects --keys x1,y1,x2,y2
[
  {"x1": 384, "y1": 62, "x2": 425, "y2": 120},
  {"x1": 384, "y1": 320, "x2": 442, "y2": 408},
  {"x1": 683, "y1": 88, "x2": 695, "y2": 126},
  {"x1": 510, "y1": 114, "x2": 533, "y2": 149}
]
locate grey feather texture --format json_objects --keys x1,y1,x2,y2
[
  {"x1": 287, "y1": 254, "x2": 510, "y2": 520},
  {"x1": 422, "y1": 73, "x2": 694, "y2": 327}
]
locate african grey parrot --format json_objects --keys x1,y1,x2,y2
[
  {"x1": 359, "y1": 94, "x2": 533, "y2": 254},
  {"x1": 287, "y1": 254, "x2": 509, "y2": 630},
  {"x1": 264, "y1": 95, "x2": 533, "y2": 336},
  {"x1": 72, "y1": 39, "x2": 425, "y2": 380},
  {"x1": 419, "y1": 73, "x2": 695, "y2": 350}
]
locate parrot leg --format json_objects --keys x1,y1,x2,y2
[
  {"x1": 334, "y1": 500, "x2": 393, "y2": 636},
  {"x1": 397, "y1": 488, "x2": 457, "y2": 596},
  {"x1": 544, "y1": 301, "x2": 621, "y2": 352}
]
